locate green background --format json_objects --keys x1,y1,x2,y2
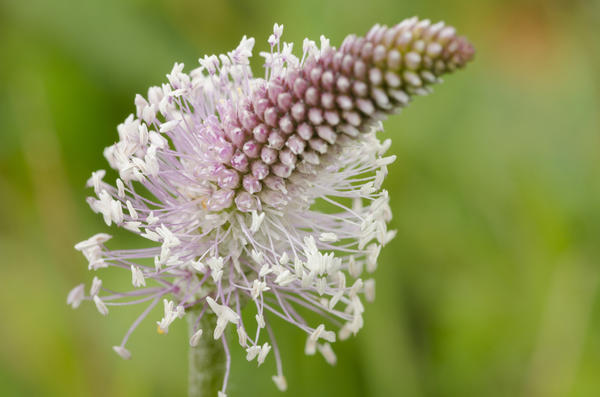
[{"x1": 1, "y1": 0, "x2": 599, "y2": 396}]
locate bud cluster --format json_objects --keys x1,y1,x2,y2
[{"x1": 214, "y1": 18, "x2": 474, "y2": 212}]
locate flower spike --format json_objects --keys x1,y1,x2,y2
[{"x1": 70, "y1": 17, "x2": 473, "y2": 395}]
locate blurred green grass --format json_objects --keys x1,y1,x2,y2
[{"x1": 1, "y1": 0, "x2": 599, "y2": 396}]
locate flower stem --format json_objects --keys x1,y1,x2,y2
[{"x1": 188, "y1": 311, "x2": 225, "y2": 397}]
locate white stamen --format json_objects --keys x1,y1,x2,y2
[
  {"x1": 67, "y1": 284, "x2": 85, "y2": 309},
  {"x1": 246, "y1": 346, "x2": 260, "y2": 361},
  {"x1": 250, "y1": 211, "x2": 265, "y2": 233},
  {"x1": 272, "y1": 375, "x2": 288, "y2": 391},
  {"x1": 364, "y1": 278, "x2": 376, "y2": 302},
  {"x1": 93, "y1": 295, "x2": 108, "y2": 316},
  {"x1": 255, "y1": 313, "x2": 265, "y2": 329},
  {"x1": 116, "y1": 178, "x2": 125, "y2": 198},
  {"x1": 319, "y1": 232, "x2": 339, "y2": 242},
  {"x1": 90, "y1": 276, "x2": 102, "y2": 296},
  {"x1": 257, "y1": 342, "x2": 271, "y2": 365},
  {"x1": 131, "y1": 265, "x2": 146, "y2": 288},
  {"x1": 160, "y1": 119, "x2": 180, "y2": 132},
  {"x1": 318, "y1": 343, "x2": 337, "y2": 365},
  {"x1": 126, "y1": 200, "x2": 138, "y2": 220},
  {"x1": 189, "y1": 329, "x2": 203, "y2": 347},
  {"x1": 113, "y1": 345, "x2": 131, "y2": 360}
]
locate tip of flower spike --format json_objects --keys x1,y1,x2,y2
[{"x1": 454, "y1": 36, "x2": 475, "y2": 68}]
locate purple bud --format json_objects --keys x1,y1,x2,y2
[
  {"x1": 352, "y1": 37, "x2": 365, "y2": 56},
  {"x1": 339, "y1": 124, "x2": 359, "y2": 137},
  {"x1": 253, "y1": 98, "x2": 269, "y2": 118},
  {"x1": 332, "y1": 52, "x2": 343, "y2": 71},
  {"x1": 305, "y1": 87, "x2": 319, "y2": 106},
  {"x1": 267, "y1": 83, "x2": 284, "y2": 104},
  {"x1": 297, "y1": 123, "x2": 314, "y2": 140},
  {"x1": 293, "y1": 78, "x2": 308, "y2": 98},
  {"x1": 372, "y1": 88, "x2": 390, "y2": 109},
  {"x1": 243, "y1": 140, "x2": 261, "y2": 158},
  {"x1": 264, "y1": 107, "x2": 279, "y2": 127},
  {"x1": 308, "y1": 138, "x2": 328, "y2": 154},
  {"x1": 217, "y1": 168, "x2": 240, "y2": 189},
  {"x1": 242, "y1": 174, "x2": 262, "y2": 194},
  {"x1": 385, "y1": 71, "x2": 402, "y2": 87},
  {"x1": 216, "y1": 143, "x2": 234, "y2": 163},
  {"x1": 369, "y1": 68, "x2": 383, "y2": 85},
  {"x1": 272, "y1": 163, "x2": 293, "y2": 178},
  {"x1": 279, "y1": 115, "x2": 294, "y2": 134},
  {"x1": 301, "y1": 150, "x2": 320, "y2": 165},
  {"x1": 241, "y1": 110, "x2": 259, "y2": 130},
  {"x1": 316, "y1": 125, "x2": 337, "y2": 145},
  {"x1": 264, "y1": 175, "x2": 286, "y2": 192},
  {"x1": 285, "y1": 69, "x2": 300, "y2": 88},
  {"x1": 388, "y1": 50, "x2": 402, "y2": 70},
  {"x1": 230, "y1": 150, "x2": 249, "y2": 172},
  {"x1": 309, "y1": 67, "x2": 322, "y2": 86},
  {"x1": 373, "y1": 44, "x2": 386, "y2": 64},
  {"x1": 206, "y1": 189, "x2": 234, "y2": 211},
  {"x1": 279, "y1": 148, "x2": 297, "y2": 166},
  {"x1": 251, "y1": 160, "x2": 270, "y2": 180},
  {"x1": 341, "y1": 54, "x2": 354, "y2": 74},
  {"x1": 352, "y1": 81, "x2": 368, "y2": 97},
  {"x1": 353, "y1": 60, "x2": 367, "y2": 79},
  {"x1": 261, "y1": 147, "x2": 278, "y2": 165},
  {"x1": 321, "y1": 92, "x2": 335, "y2": 109},
  {"x1": 308, "y1": 108, "x2": 323, "y2": 125},
  {"x1": 260, "y1": 189, "x2": 286, "y2": 208},
  {"x1": 336, "y1": 95, "x2": 354, "y2": 110},
  {"x1": 336, "y1": 76, "x2": 350, "y2": 93},
  {"x1": 321, "y1": 70, "x2": 335, "y2": 91},
  {"x1": 267, "y1": 131, "x2": 285, "y2": 150},
  {"x1": 253, "y1": 124, "x2": 269, "y2": 143},
  {"x1": 235, "y1": 191, "x2": 258, "y2": 212},
  {"x1": 291, "y1": 102, "x2": 306, "y2": 121},
  {"x1": 285, "y1": 135, "x2": 305, "y2": 155},
  {"x1": 324, "y1": 110, "x2": 340, "y2": 126},
  {"x1": 360, "y1": 41, "x2": 374, "y2": 60},
  {"x1": 277, "y1": 93, "x2": 293, "y2": 111},
  {"x1": 228, "y1": 127, "x2": 246, "y2": 147},
  {"x1": 343, "y1": 111, "x2": 361, "y2": 126},
  {"x1": 356, "y1": 98, "x2": 375, "y2": 115}
]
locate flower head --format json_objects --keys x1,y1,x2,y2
[{"x1": 70, "y1": 17, "x2": 473, "y2": 395}]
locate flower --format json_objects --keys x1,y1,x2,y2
[{"x1": 69, "y1": 17, "x2": 473, "y2": 395}]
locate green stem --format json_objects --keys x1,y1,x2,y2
[{"x1": 188, "y1": 311, "x2": 225, "y2": 397}]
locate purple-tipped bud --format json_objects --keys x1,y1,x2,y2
[
  {"x1": 251, "y1": 160, "x2": 270, "y2": 180},
  {"x1": 206, "y1": 189, "x2": 234, "y2": 211},
  {"x1": 243, "y1": 174, "x2": 262, "y2": 194},
  {"x1": 217, "y1": 168, "x2": 240, "y2": 190},
  {"x1": 253, "y1": 124, "x2": 269, "y2": 143},
  {"x1": 243, "y1": 140, "x2": 261, "y2": 158}
]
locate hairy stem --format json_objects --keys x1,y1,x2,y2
[{"x1": 188, "y1": 311, "x2": 225, "y2": 397}]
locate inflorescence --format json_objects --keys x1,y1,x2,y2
[{"x1": 68, "y1": 17, "x2": 473, "y2": 396}]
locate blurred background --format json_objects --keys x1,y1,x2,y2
[{"x1": 1, "y1": 0, "x2": 599, "y2": 396}]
